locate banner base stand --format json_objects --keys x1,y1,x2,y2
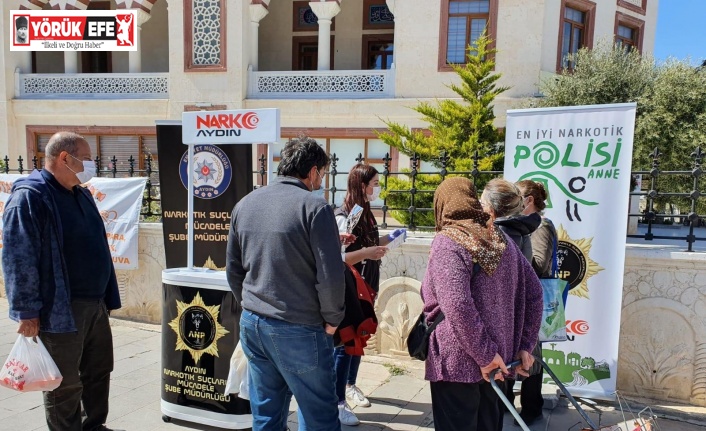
[
  {"x1": 161, "y1": 400, "x2": 252, "y2": 429},
  {"x1": 161, "y1": 268, "x2": 250, "y2": 428}
]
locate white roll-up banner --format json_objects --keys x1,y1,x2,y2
[{"x1": 503, "y1": 103, "x2": 637, "y2": 400}]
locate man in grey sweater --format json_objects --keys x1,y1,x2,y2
[{"x1": 226, "y1": 136, "x2": 345, "y2": 431}]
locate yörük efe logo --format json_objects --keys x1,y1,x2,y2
[
  {"x1": 10, "y1": 10, "x2": 137, "y2": 51},
  {"x1": 179, "y1": 145, "x2": 232, "y2": 199}
]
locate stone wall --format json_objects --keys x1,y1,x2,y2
[
  {"x1": 110, "y1": 223, "x2": 166, "y2": 323},
  {"x1": 1, "y1": 224, "x2": 704, "y2": 407},
  {"x1": 619, "y1": 247, "x2": 706, "y2": 406},
  {"x1": 374, "y1": 238, "x2": 706, "y2": 408}
]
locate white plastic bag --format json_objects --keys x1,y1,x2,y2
[
  {"x1": 0, "y1": 335, "x2": 63, "y2": 392},
  {"x1": 224, "y1": 341, "x2": 249, "y2": 400}
]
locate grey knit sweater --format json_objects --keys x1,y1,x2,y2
[{"x1": 226, "y1": 176, "x2": 345, "y2": 327}]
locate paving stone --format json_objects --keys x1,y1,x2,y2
[
  {"x1": 0, "y1": 390, "x2": 44, "y2": 413},
  {"x1": 112, "y1": 355, "x2": 160, "y2": 378},
  {"x1": 112, "y1": 363, "x2": 161, "y2": 389},
  {"x1": 368, "y1": 375, "x2": 427, "y2": 407},
  {"x1": 105, "y1": 405, "x2": 170, "y2": 430},
  {"x1": 112, "y1": 340, "x2": 160, "y2": 358},
  {"x1": 0, "y1": 297, "x2": 704, "y2": 431},
  {"x1": 352, "y1": 400, "x2": 405, "y2": 426},
  {"x1": 348, "y1": 423, "x2": 385, "y2": 431},
  {"x1": 0, "y1": 404, "x2": 48, "y2": 431},
  {"x1": 106, "y1": 380, "x2": 161, "y2": 423}
]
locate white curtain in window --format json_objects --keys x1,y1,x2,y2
[{"x1": 99, "y1": 135, "x2": 139, "y2": 177}]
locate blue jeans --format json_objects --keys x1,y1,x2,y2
[
  {"x1": 333, "y1": 346, "x2": 362, "y2": 402},
  {"x1": 240, "y1": 310, "x2": 339, "y2": 431}
]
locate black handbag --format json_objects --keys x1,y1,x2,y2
[
  {"x1": 407, "y1": 311, "x2": 445, "y2": 361},
  {"x1": 406, "y1": 263, "x2": 479, "y2": 361}
]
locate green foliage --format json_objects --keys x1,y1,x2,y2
[
  {"x1": 378, "y1": 33, "x2": 508, "y2": 227},
  {"x1": 382, "y1": 174, "x2": 441, "y2": 228},
  {"x1": 539, "y1": 43, "x2": 656, "y2": 108},
  {"x1": 634, "y1": 60, "x2": 706, "y2": 214},
  {"x1": 383, "y1": 363, "x2": 406, "y2": 377},
  {"x1": 379, "y1": 33, "x2": 507, "y2": 170},
  {"x1": 539, "y1": 44, "x2": 706, "y2": 214},
  {"x1": 635, "y1": 60, "x2": 706, "y2": 169}
]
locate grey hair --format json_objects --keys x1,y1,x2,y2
[
  {"x1": 482, "y1": 178, "x2": 525, "y2": 217},
  {"x1": 44, "y1": 132, "x2": 87, "y2": 161}
]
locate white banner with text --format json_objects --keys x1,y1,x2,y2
[
  {"x1": 181, "y1": 109, "x2": 280, "y2": 145},
  {"x1": 0, "y1": 175, "x2": 146, "y2": 270},
  {"x1": 503, "y1": 103, "x2": 637, "y2": 400}
]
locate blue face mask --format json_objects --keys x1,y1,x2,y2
[
  {"x1": 311, "y1": 168, "x2": 325, "y2": 199},
  {"x1": 312, "y1": 186, "x2": 325, "y2": 200}
]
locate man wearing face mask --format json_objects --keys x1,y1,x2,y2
[
  {"x1": 226, "y1": 135, "x2": 345, "y2": 431},
  {"x1": 2, "y1": 131, "x2": 121, "y2": 431}
]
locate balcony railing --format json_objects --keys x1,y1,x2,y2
[
  {"x1": 247, "y1": 65, "x2": 395, "y2": 99},
  {"x1": 15, "y1": 70, "x2": 169, "y2": 99}
]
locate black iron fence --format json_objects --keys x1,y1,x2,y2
[
  {"x1": 0, "y1": 154, "x2": 161, "y2": 220},
  {"x1": 256, "y1": 146, "x2": 706, "y2": 252},
  {"x1": 3, "y1": 146, "x2": 703, "y2": 251},
  {"x1": 627, "y1": 147, "x2": 705, "y2": 251}
]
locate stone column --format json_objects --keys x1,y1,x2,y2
[
  {"x1": 129, "y1": 9, "x2": 152, "y2": 73},
  {"x1": 309, "y1": 0, "x2": 341, "y2": 71},
  {"x1": 249, "y1": 1, "x2": 270, "y2": 71},
  {"x1": 64, "y1": 51, "x2": 78, "y2": 73},
  {"x1": 20, "y1": 1, "x2": 48, "y2": 73},
  {"x1": 22, "y1": 53, "x2": 33, "y2": 74}
]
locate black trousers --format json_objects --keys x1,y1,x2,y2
[
  {"x1": 430, "y1": 380, "x2": 504, "y2": 431},
  {"x1": 40, "y1": 299, "x2": 114, "y2": 431},
  {"x1": 505, "y1": 372, "x2": 544, "y2": 417}
]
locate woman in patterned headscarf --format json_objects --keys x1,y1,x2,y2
[{"x1": 420, "y1": 177, "x2": 543, "y2": 431}]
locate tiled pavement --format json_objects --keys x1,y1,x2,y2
[{"x1": 0, "y1": 298, "x2": 704, "y2": 431}]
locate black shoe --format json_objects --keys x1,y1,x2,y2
[{"x1": 513, "y1": 411, "x2": 541, "y2": 426}]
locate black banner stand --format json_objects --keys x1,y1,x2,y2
[{"x1": 157, "y1": 110, "x2": 280, "y2": 429}]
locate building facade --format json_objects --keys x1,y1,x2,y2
[
  {"x1": 10, "y1": 1, "x2": 706, "y2": 410},
  {"x1": 0, "y1": 0, "x2": 658, "y2": 178}
]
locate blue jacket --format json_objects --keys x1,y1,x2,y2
[{"x1": 2, "y1": 170, "x2": 121, "y2": 333}]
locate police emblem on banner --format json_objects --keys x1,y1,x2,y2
[
  {"x1": 179, "y1": 145, "x2": 233, "y2": 199},
  {"x1": 556, "y1": 225, "x2": 604, "y2": 299},
  {"x1": 168, "y1": 292, "x2": 229, "y2": 363}
]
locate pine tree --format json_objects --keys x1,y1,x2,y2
[
  {"x1": 377, "y1": 34, "x2": 508, "y2": 228},
  {"x1": 379, "y1": 33, "x2": 509, "y2": 171}
]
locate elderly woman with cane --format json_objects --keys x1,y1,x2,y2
[{"x1": 421, "y1": 177, "x2": 543, "y2": 431}]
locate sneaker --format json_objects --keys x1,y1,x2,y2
[
  {"x1": 338, "y1": 402, "x2": 360, "y2": 426},
  {"x1": 346, "y1": 385, "x2": 371, "y2": 407}
]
